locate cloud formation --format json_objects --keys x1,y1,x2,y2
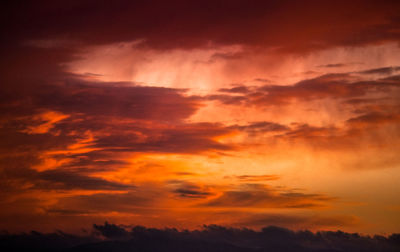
[
  {"x1": 1, "y1": 0, "x2": 400, "y2": 236},
  {"x1": 204, "y1": 184, "x2": 333, "y2": 209}
]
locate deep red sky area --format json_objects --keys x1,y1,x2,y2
[{"x1": 1, "y1": 0, "x2": 400, "y2": 235}]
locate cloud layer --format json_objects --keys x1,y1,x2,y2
[{"x1": 1, "y1": 0, "x2": 400, "y2": 235}]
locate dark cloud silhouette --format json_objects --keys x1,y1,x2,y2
[
  {"x1": 0, "y1": 230, "x2": 99, "y2": 252},
  {"x1": 93, "y1": 222, "x2": 130, "y2": 239},
  {"x1": 233, "y1": 213, "x2": 358, "y2": 230},
  {"x1": 1, "y1": 223, "x2": 399, "y2": 252}
]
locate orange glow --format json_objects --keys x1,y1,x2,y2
[{"x1": 2, "y1": 1, "x2": 400, "y2": 238}]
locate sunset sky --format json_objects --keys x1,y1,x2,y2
[{"x1": 1, "y1": 0, "x2": 400, "y2": 236}]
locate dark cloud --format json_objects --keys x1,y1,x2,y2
[
  {"x1": 234, "y1": 213, "x2": 358, "y2": 230},
  {"x1": 254, "y1": 78, "x2": 271, "y2": 83},
  {"x1": 55, "y1": 155, "x2": 129, "y2": 173},
  {"x1": 89, "y1": 122, "x2": 233, "y2": 154},
  {"x1": 230, "y1": 121, "x2": 290, "y2": 134},
  {"x1": 0, "y1": 120, "x2": 77, "y2": 154},
  {"x1": 218, "y1": 86, "x2": 251, "y2": 94},
  {"x1": 317, "y1": 63, "x2": 347, "y2": 68},
  {"x1": 271, "y1": 114, "x2": 400, "y2": 152},
  {"x1": 0, "y1": 156, "x2": 133, "y2": 192},
  {"x1": 169, "y1": 181, "x2": 213, "y2": 198},
  {"x1": 4, "y1": 0, "x2": 400, "y2": 53},
  {"x1": 173, "y1": 188, "x2": 212, "y2": 199},
  {"x1": 35, "y1": 169, "x2": 134, "y2": 191},
  {"x1": 1, "y1": 223, "x2": 399, "y2": 252},
  {"x1": 209, "y1": 51, "x2": 246, "y2": 62},
  {"x1": 93, "y1": 222, "x2": 130, "y2": 239},
  {"x1": 0, "y1": 44, "x2": 200, "y2": 122},
  {"x1": 0, "y1": 230, "x2": 99, "y2": 252},
  {"x1": 46, "y1": 191, "x2": 159, "y2": 215},
  {"x1": 209, "y1": 72, "x2": 400, "y2": 109},
  {"x1": 255, "y1": 74, "x2": 376, "y2": 105},
  {"x1": 0, "y1": 63, "x2": 233, "y2": 196},
  {"x1": 277, "y1": 124, "x2": 338, "y2": 140},
  {"x1": 383, "y1": 74, "x2": 400, "y2": 83},
  {"x1": 358, "y1": 66, "x2": 400, "y2": 75},
  {"x1": 346, "y1": 112, "x2": 400, "y2": 128},
  {"x1": 0, "y1": 65, "x2": 232, "y2": 156},
  {"x1": 204, "y1": 184, "x2": 333, "y2": 209},
  {"x1": 30, "y1": 82, "x2": 199, "y2": 122},
  {"x1": 205, "y1": 94, "x2": 247, "y2": 105}
]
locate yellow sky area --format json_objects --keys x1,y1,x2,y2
[
  {"x1": 17, "y1": 105, "x2": 399, "y2": 232},
  {"x1": 19, "y1": 105, "x2": 400, "y2": 234},
  {"x1": 59, "y1": 139, "x2": 399, "y2": 232},
  {"x1": 5, "y1": 146, "x2": 399, "y2": 234}
]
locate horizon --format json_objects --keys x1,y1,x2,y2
[
  {"x1": 1, "y1": 222, "x2": 400, "y2": 252},
  {"x1": 2, "y1": 222, "x2": 399, "y2": 237}
]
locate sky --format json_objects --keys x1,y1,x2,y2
[{"x1": 1, "y1": 0, "x2": 400, "y2": 236}]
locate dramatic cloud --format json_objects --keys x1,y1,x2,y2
[
  {"x1": 210, "y1": 72, "x2": 400, "y2": 107},
  {"x1": 1, "y1": 81, "x2": 200, "y2": 122},
  {"x1": 1, "y1": 0, "x2": 400, "y2": 238}
]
